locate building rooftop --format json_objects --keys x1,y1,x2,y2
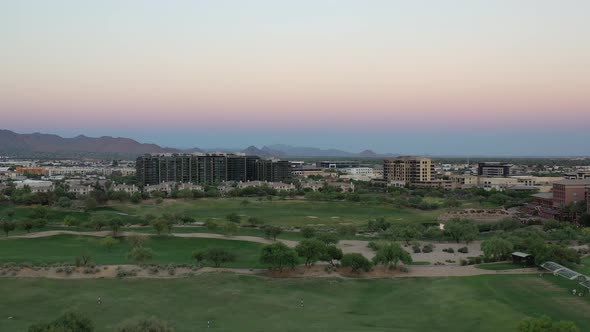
[
  {"x1": 554, "y1": 179, "x2": 590, "y2": 186},
  {"x1": 532, "y1": 192, "x2": 554, "y2": 199},
  {"x1": 512, "y1": 252, "x2": 531, "y2": 258}
]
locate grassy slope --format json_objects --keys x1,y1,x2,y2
[
  {"x1": 0, "y1": 274, "x2": 588, "y2": 332},
  {"x1": 0, "y1": 235, "x2": 266, "y2": 268}
]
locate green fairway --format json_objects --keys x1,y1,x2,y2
[
  {"x1": 0, "y1": 274, "x2": 587, "y2": 332},
  {"x1": 0, "y1": 235, "x2": 265, "y2": 268},
  {"x1": 576, "y1": 256, "x2": 590, "y2": 276},
  {"x1": 1, "y1": 198, "x2": 442, "y2": 227},
  {"x1": 107, "y1": 198, "x2": 442, "y2": 227}
]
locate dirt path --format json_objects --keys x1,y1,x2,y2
[{"x1": 2, "y1": 263, "x2": 538, "y2": 280}]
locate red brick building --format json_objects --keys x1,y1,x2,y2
[{"x1": 552, "y1": 179, "x2": 590, "y2": 208}]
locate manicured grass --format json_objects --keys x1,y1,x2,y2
[
  {"x1": 0, "y1": 274, "x2": 588, "y2": 331},
  {"x1": 0, "y1": 235, "x2": 266, "y2": 268},
  {"x1": 1, "y1": 198, "x2": 443, "y2": 227},
  {"x1": 475, "y1": 263, "x2": 524, "y2": 270},
  {"x1": 576, "y1": 256, "x2": 590, "y2": 276},
  {"x1": 111, "y1": 198, "x2": 443, "y2": 227}
]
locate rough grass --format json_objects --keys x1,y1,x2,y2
[
  {"x1": 0, "y1": 235, "x2": 266, "y2": 268},
  {"x1": 0, "y1": 274, "x2": 587, "y2": 332}
]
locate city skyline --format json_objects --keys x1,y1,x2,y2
[{"x1": 2, "y1": 1, "x2": 589, "y2": 155}]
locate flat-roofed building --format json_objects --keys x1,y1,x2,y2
[
  {"x1": 552, "y1": 179, "x2": 590, "y2": 208},
  {"x1": 383, "y1": 157, "x2": 433, "y2": 184},
  {"x1": 16, "y1": 167, "x2": 45, "y2": 176},
  {"x1": 136, "y1": 154, "x2": 291, "y2": 186},
  {"x1": 477, "y1": 162, "x2": 512, "y2": 177},
  {"x1": 450, "y1": 175, "x2": 478, "y2": 189},
  {"x1": 316, "y1": 161, "x2": 360, "y2": 169},
  {"x1": 564, "y1": 170, "x2": 590, "y2": 180}
]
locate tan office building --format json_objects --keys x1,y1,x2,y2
[{"x1": 383, "y1": 157, "x2": 434, "y2": 184}]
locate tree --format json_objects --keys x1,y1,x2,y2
[
  {"x1": 383, "y1": 223, "x2": 424, "y2": 245},
  {"x1": 222, "y1": 222, "x2": 239, "y2": 236},
  {"x1": 63, "y1": 216, "x2": 80, "y2": 230},
  {"x1": 1, "y1": 219, "x2": 16, "y2": 236},
  {"x1": 517, "y1": 315, "x2": 580, "y2": 332},
  {"x1": 226, "y1": 213, "x2": 241, "y2": 224},
  {"x1": 5, "y1": 209, "x2": 16, "y2": 219},
  {"x1": 191, "y1": 251, "x2": 205, "y2": 264},
  {"x1": 263, "y1": 225, "x2": 282, "y2": 241},
  {"x1": 367, "y1": 218, "x2": 392, "y2": 232},
  {"x1": 18, "y1": 219, "x2": 34, "y2": 233},
  {"x1": 205, "y1": 219, "x2": 218, "y2": 231},
  {"x1": 151, "y1": 219, "x2": 167, "y2": 235},
  {"x1": 76, "y1": 251, "x2": 92, "y2": 267},
  {"x1": 56, "y1": 196, "x2": 72, "y2": 208},
  {"x1": 445, "y1": 218, "x2": 479, "y2": 244},
  {"x1": 89, "y1": 215, "x2": 107, "y2": 231},
  {"x1": 481, "y1": 237, "x2": 514, "y2": 261},
  {"x1": 341, "y1": 253, "x2": 372, "y2": 273},
  {"x1": 127, "y1": 234, "x2": 149, "y2": 248},
  {"x1": 34, "y1": 218, "x2": 47, "y2": 230},
  {"x1": 317, "y1": 233, "x2": 339, "y2": 246},
  {"x1": 300, "y1": 227, "x2": 316, "y2": 238},
  {"x1": 109, "y1": 217, "x2": 125, "y2": 236},
  {"x1": 127, "y1": 246, "x2": 154, "y2": 263},
  {"x1": 337, "y1": 224, "x2": 357, "y2": 237},
  {"x1": 28, "y1": 311, "x2": 94, "y2": 332},
  {"x1": 129, "y1": 192, "x2": 142, "y2": 204},
  {"x1": 246, "y1": 216, "x2": 264, "y2": 227},
  {"x1": 84, "y1": 197, "x2": 98, "y2": 211},
  {"x1": 117, "y1": 317, "x2": 174, "y2": 332},
  {"x1": 198, "y1": 248, "x2": 236, "y2": 267},
  {"x1": 31, "y1": 206, "x2": 49, "y2": 220},
  {"x1": 321, "y1": 245, "x2": 343, "y2": 266},
  {"x1": 372, "y1": 242, "x2": 412, "y2": 269},
  {"x1": 579, "y1": 213, "x2": 590, "y2": 227},
  {"x1": 295, "y1": 239, "x2": 326, "y2": 266},
  {"x1": 101, "y1": 236, "x2": 118, "y2": 252},
  {"x1": 260, "y1": 242, "x2": 298, "y2": 271}
]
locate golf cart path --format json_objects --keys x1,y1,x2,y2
[{"x1": 9, "y1": 230, "x2": 299, "y2": 247}]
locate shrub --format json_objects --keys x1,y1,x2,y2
[
  {"x1": 422, "y1": 243, "x2": 434, "y2": 253},
  {"x1": 458, "y1": 247, "x2": 469, "y2": 254},
  {"x1": 341, "y1": 253, "x2": 372, "y2": 272}
]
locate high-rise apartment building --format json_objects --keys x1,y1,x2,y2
[
  {"x1": 383, "y1": 157, "x2": 434, "y2": 184},
  {"x1": 136, "y1": 154, "x2": 292, "y2": 186}
]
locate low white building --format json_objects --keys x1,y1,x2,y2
[
  {"x1": 14, "y1": 179, "x2": 55, "y2": 193},
  {"x1": 111, "y1": 183, "x2": 140, "y2": 194},
  {"x1": 236, "y1": 181, "x2": 295, "y2": 191},
  {"x1": 67, "y1": 184, "x2": 93, "y2": 197}
]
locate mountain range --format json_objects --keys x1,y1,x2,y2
[{"x1": 0, "y1": 129, "x2": 394, "y2": 159}]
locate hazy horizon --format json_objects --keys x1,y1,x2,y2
[{"x1": 2, "y1": 1, "x2": 589, "y2": 156}]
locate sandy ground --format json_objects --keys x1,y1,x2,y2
[
  {"x1": 339, "y1": 240, "x2": 485, "y2": 265},
  {"x1": 1, "y1": 263, "x2": 539, "y2": 280}
]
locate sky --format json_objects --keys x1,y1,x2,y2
[{"x1": 1, "y1": 0, "x2": 589, "y2": 156}]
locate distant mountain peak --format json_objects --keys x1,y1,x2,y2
[
  {"x1": 0, "y1": 129, "x2": 179, "y2": 158},
  {"x1": 359, "y1": 149, "x2": 378, "y2": 157}
]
